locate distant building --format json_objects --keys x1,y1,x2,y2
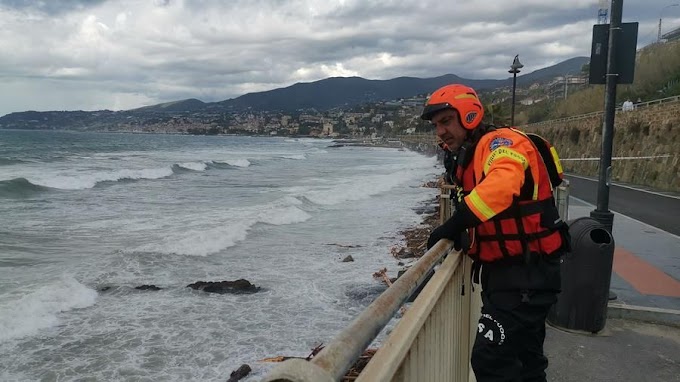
[{"x1": 547, "y1": 74, "x2": 588, "y2": 100}]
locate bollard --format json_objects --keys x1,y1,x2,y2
[{"x1": 547, "y1": 217, "x2": 615, "y2": 333}]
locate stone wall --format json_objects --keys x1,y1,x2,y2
[{"x1": 522, "y1": 99, "x2": 680, "y2": 192}]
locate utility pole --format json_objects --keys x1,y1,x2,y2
[{"x1": 590, "y1": 0, "x2": 623, "y2": 233}]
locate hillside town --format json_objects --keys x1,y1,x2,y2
[
  {"x1": 111, "y1": 73, "x2": 588, "y2": 137},
  {"x1": 0, "y1": 72, "x2": 588, "y2": 138}
]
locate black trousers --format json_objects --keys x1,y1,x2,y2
[{"x1": 471, "y1": 257, "x2": 560, "y2": 382}]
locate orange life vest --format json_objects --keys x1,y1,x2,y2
[{"x1": 452, "y1": 127, "x2": 567, "y2": 263}]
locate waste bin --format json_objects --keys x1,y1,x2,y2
[{"x1": 547, "y1": 217, "x2": 615, "y2": 333}]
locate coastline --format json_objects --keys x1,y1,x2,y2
[{"x1": 392, "y1": 184, "x2": 440, "y2": 260}]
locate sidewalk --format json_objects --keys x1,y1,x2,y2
[
  {"x1": 544, "y1": 197, "x2": 680, "y2": 381},
  {"x1": 546, "y1": 318, "x2": 680, "y2": 382},
  {"x1": 567, "y1": 196, "x2": 680, "y2": 312}
]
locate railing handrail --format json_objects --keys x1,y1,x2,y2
[
  {"x1": 261, "y1": 239, "x2": 456, "y2": 381},
  {"x1": 356, "y1": 251, "x2": 470, "y2": 382},
  {"x1": 525, "y1": 94, "x2": 680, "y2": 127}
]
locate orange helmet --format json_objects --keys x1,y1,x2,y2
[{"x1": 420, "y1": 84, "x2": 484, "y2": 130}]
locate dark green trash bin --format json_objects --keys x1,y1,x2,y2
[{"x1": 548, "y1": 217, "x2": 615, "y2": 333}]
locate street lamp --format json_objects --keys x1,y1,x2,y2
[
  {"x1": 658, "y1": 3, "x2": 679, "y2": 43},
  {"x1": 508, "y1": 55, "x2": 524, "y2": 126}
]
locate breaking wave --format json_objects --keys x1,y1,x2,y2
[
  {"x1": 0, "y1": 276, "x2": 97, "y2": 342},
  {"x1": 134, "y1": 197, "x2": 310, "y2": 256},
  {"x1": 173, "y1": 162, "x2": 208, "y2": 172},
  {"x1": 21, "y1": 167, "x2": 175, "y2": 190},
  {"x1": 0, "y1": 178, "x2": 49, "y2": 198}
]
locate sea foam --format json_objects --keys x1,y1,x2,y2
[
  {"x1": 134, "y1": 199, "x2": 310, "y2": 256},
  {"x1": 26, "y1": 167, "x2": 175, "y2": 190},
  {"x1": 0, "y1": 276, "x2": 97, "y2": 342}
]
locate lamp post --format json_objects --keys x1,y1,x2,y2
[
  {"x1": 658, "y1": 3, "x2": 679, "y2": 43},
  {"x1": 509, "y1": 55, "x2": 523, "y2": 126}
]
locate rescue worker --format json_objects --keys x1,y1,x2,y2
[{"x1": 422, "y1": 84, "x2": 569, "y2": 382}]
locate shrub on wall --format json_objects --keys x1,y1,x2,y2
[{"x1": 569, "y1": 127, "x2": 580, "y2": 144}]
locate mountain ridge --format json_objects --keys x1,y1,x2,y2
[{"x1": 2, "y1": 56, "x2": 588, "y2": 119}]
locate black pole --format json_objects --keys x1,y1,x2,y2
[
  {"x1": 590, "y1": 0, "x2": 622, "y2": 233},
  {"x1": 511, "y1": 73, "x2": 517, "y2": 126},
  {"x1": 509, "y1": 55, "x2": 522, "y2": 126}
]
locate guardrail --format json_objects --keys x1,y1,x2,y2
[
  {"x1": 261, "y1": 182, "x2": 571, "y2": 381},
  {"x1": 261, "y1": 187, "x2": 478, "y2": 382},
  {"x1": 525, "y1": 94, "x2": 680, "y2": 127}
]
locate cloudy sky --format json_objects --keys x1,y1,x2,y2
[{"x1": 0, "y1": 0, "x2": 678, "y2": 116}]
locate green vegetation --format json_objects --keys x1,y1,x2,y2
[{"x1": 515, "y1": 40, "x2": 680, "y2": 125}]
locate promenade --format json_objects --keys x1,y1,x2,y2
[{"x1": 544, "y1": 179, "x2": 680, "y2": 382}]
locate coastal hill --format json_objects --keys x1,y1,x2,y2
[
  {"x1": 144, "y1": 57, "x2": 589, "y2": 113},
  {"x1": 0, "y1": 57, "x2": 589, "y2": 131}
]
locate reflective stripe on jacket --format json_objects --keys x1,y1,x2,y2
[{"x1": 460, "y1": 128, "x2": 564, "y2": 262}]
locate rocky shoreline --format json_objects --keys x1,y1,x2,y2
[{"x1": 388, "y1": 179, "x2": 441, "y2": 263}]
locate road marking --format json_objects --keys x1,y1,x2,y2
[
  {"x1": 568, "y1": 195, "x2": 680, "y2": 241},
  {"x1": 613, "y1": 247, "x2": 680, "y2": 297},
  {"x1": 565, "y1": 173, "x2": 680, "y2": 200}
]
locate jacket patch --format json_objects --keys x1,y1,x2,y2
[
  {"x1": 477, "y1": 313, "x2": 506, "y2": 345},
  {"x1": 489, "y1": 137, "x2": 513, "y2": 151}
]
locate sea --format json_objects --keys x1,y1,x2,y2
[{"x1": 0, "y1": 129, "x2": 439, "y2": 381}]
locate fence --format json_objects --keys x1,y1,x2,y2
[
  {"x1": 261, "y1": 187, "x2": 479, "y2": 382},
  {"x1": 261, "y1": 182, "x2": 572, "y2": 381},
  {"x1": 525, "y1": 94, "x2": 680, "y2": 127}
]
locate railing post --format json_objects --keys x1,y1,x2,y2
[
  {"x1": 555, "y1": 179, "x2": 570, "y2": 222},
  {"x1": 440, "y1": 185, "x2": 456, "y2": 224},
  {"x1": 440, "y1": 187, "x2": 451, "y2": 224}
]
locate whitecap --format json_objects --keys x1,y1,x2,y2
[
  {"x1": 25, "y1": 167, "x2": 174, "y2": 190},
  {"x1": 176, "y1": 162, "x2": 208, "y2": 171},
  {"x1": 0, "y1": 276, "x2": 97, "y2": 342}
]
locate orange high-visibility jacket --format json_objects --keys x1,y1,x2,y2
[{"x1": 458, "y1": 127, "x2": 565, "y2": 262}]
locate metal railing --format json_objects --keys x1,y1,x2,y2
[
  {"x1": 525, "y1": 94, "x2": 680, "y2": 127},
  {"x1": 261, "y1": 187, "x2": 479, "y2": 382},
  {"x1": 261, "y1": 181, "x2": 572, "y2": 381}
]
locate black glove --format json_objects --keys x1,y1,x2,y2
[
  {"x1": 427, "y1": 221, "x2": 464, "y2": 250},
  {"x1": 426, "y1": 201, "x2": 480, "y2": 250}
]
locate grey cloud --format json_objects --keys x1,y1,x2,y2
[
  {"x1": 0, "y1": 0, "x2": 678, "y2": 115},
  {"x1": 0, "y1": 0, "x2": 106, "y2": 14}
]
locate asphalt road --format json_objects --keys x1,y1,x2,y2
[{"x1": 565, "y1": 174, "x2": 680, "y2": 236}]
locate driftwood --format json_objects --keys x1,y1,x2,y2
[
  {"x1": 372, "y1": 268, "x2": 392, "y2": 287},
  {"x1": 341, "y1": 348, "x2": 378, "y2": 381},
  {"x1": 259, "y1": 345, "x2": 378, "y2": 381},
  {"x1": 260, "y1": 344, "x2": 324, "y2": 363}
]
